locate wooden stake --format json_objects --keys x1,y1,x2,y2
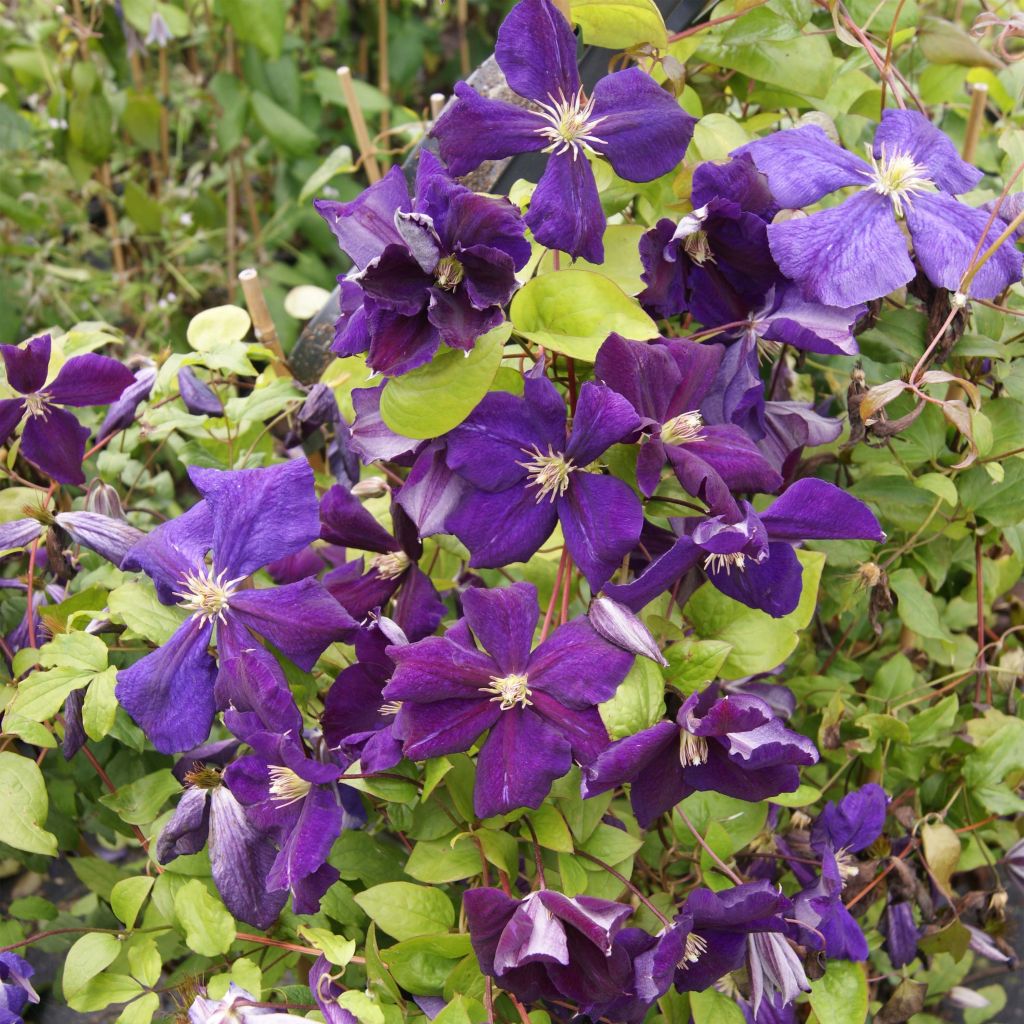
[
  {"x1": 430, "y1": 92, "x2": 446, "y2": 121},
  {"x1": 239, "y1": 268, "x2": 289, "y2": 377},
  {"x1": 456, "y1": 0, "x2": 471, "y2": 76},
  {"x1": 962, "y1": 82, "x2": 988, "y2": 163},
  {"x1": 337, "y1": 66, "x2": 382, "y2": 183},
  {"x1": 97, "y1": 164, "x2": 127, "y2": 280}
]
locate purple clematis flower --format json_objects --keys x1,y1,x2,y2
[
  {"x1": 97, "y1": 362, "x2": 156, "y2": 441},
  {"x1": 882, "y1": 900, "x2": 919, "y2": 968},
  {"x1": 0, "y1": 953, "x2": 38, "y2": 1024},
  {"x1": 315, "y1": 152, "x2": 530, "y2": 375},
  {"x1": 384, "y1": 581, "x2": 632, "y2": 817},
  {"x1": 746, "y1": 930, "x2": 811, "y2": 1014},
  {"x1": 0, "y1": 334, "x2": 135, "y2": 484},
  {"x1": 432, "y1": 0, "x2": 694, "y2": 263},
  {"x1": 810, "y1": 782, "x2": 888, "y2": 862},
  {"x1": 789, "y1": 850, "x2": 869, "y2": 961},
  {"x1": 115, "y1": 459, "x2": 357, "y2": 753},
  {"x1": 581, "y1": 685, "x2": 818, "y2": 826},
  {"x1": 464, "y1": 887, "x2": 635, "y2": 1007},
  {"x1": 594, "y1": 333, "x2": 782, "y2": 516},
  {"x1": 178, "y1": 366, "x2": 224, "y2": 417},
  {"x1": 188, "y1": 984, "x2": 307, "y2": 1024},
  {"x1": 445, "y1": 370, "x2": 643, "y2": 589},
  {"x1": 736, "y1": 110, "x2": 1023, "y2": 305},
  {"x1": 605, "y1": 477, "x2": 884, "y2": 617}
]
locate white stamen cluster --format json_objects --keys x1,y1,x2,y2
[
  {"x1": 481, "y1": 672, "x2": 532, "y2": 711},
  {"x1": 683, "y1": 230, "x2": 715, "y2": 266},
  {"x1": 518, "y1": 445, "x2": 576, "y2": 503},
  {"x1": 434, "y1": 255, "x2": 465, "y2": 291},
  {"x1": 23, "y1": 392, "x2": 50, "y2": 418},
  {"x1": 703, "y1": 552, "x2": 747, "y2": 575},
  {"x1": 267, "y1": 765, "x2": 312, "y2": 807},
  {"x1": 679, "y1": 730, "x2": 710, "y2": 767},
  {"x1": 173, "y1": 566, "x2": 245, "y2": 624},
  {"x1": 834, "y1": 846, "x2": 859, "y2": 884},
  {"x1": 532, "y1": 88, "x2": 608, "y2": 160},
  {"x1": 660, "y1": 411, "x2": 706, "y2": 446},
  {"x1": 371, "y1": 551, "x2": 411, "y2": 580},
  {"x1": 378, "y1": 700, "x2": 403, "y2": 717},
  {"x1": 678, "y1": 931, "x2": 708, "y2": 968},
  {"x1": 864, "y1": 146, "x2": 933, "y2": 218}
]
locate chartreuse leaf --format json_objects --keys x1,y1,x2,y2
[
  {"x1": 7, "y1": 632, "x2": 111, "y2": 723},
  {"x1": 405, "y1": 837, "x2": 482, "y2": 883},
  {"x1": 921, "y1": 822, "x2": 961, "y2": 898},
  {"x1": 599, "y1": 658, "x2": 665, "y2": 739},
  {"x1": 219, "y1": 0, "x2": 285, "y2": 58},
  {"x1": 0, "y1": 751, "x2": 58, "y2": 856},
  {"x1": 808, "y1": 960, "x2": 869, "y2": 1024},
  {"x1": 663, "y1": 638, "x2": 733, "y2": 694},
  {"x1": 510, "y1": 270, "x2": 658, "y2": 361},
  {"x1": 68, "y1": 974, "x2": 144, "y2": 1014},
  {"x1": 570, "y1": 0, "x2": 667, "y2": 47},
  {"x1": 187, "y1": 305, "x2": 251, "y2": 351},
  {"x1": 381, "y1": 934, "x2": 473, "y2": 992},
  {"x1": 338, "y1": 990, "x2": 386, "y2": 1024},
  {"x1": 99, "y1": 769, "x2": 181, "y2": 826},
  {"x1": 354, "y1": 882, "x2": 455, "y2": 941},
  {"x1": 109, "y1": 581, "x2": 186, "y2": 644},
  {"x1": 111, "y1": 877, "x2": 154, "y2": 928},
  {"x1": 690, "y1": 987, "x2": 745, "y2": 1024},
  {"x1": 116, "y1": 992, "x2": 160, "y2": 1024},
  {"x1": 379, "y1": 322, "x2": 511, "y2": 439},
  {"x1": 297, "y1": 926, "x2": 357, "y2": 967},
  {"x1": 63, "y1": 933, "x2": 123, "y2": 999},
  {"x1": 174, "y1": 879, "x2": 236, "y2": 955},
  {"x1": 536, "y1": 224, "x2": 646, "y2": 294}
]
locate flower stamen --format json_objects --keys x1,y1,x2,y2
[
  {"x1": 370, "y1": 551, "x2": 411, "y2": 580},
  {"x1": 23, "y1": 392, "x2": 50, "y2": 419},
  {"x1": 267, "y1": 765, "x2": 312, "y2": 807},
  {"x1": 172, "y1": 566, "x2": 245, "y2": 624},
  {"x1": 679, "y1": 730, "x2": 709, "y2": 767},
  {"x1": 481, "y1": 672, "x2": 532, "y2": 711},
  {"x1": 518, "y1": 445, "x2": 576, "y2": 503},
  {"x1": 703, "y1": 552, "x2": 746, "y2": 575},
  {"x1": 435, "y1": 255, "x2": 465, "y2": 291},
  {"x1": 678, "y1": 932, "x2": 708, "y2": 968},
  {"x1": 660, "y1": 411, "x2": 706, "y2": 446},
  {"x1": 532, "y1": 87, "x2": 608, "y2": 160},
  {"x1": 864, "y1": 145, "x2": 933, "y2": 218},
  {"x1": 379, "y1": 700, "x2": 403, "y2": 717}
]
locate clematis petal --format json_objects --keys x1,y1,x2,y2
[
  {"x1": 115, "y1": 617, "x2": 217, "y2": 753},
  {"x1": 427, "y1": 288, "x2": 505, "y2": 351},
  {"x1": 0, "y1": 519, "x2": 42, "y2": 552},
  {"x1": 706, "y1": 541, "x2": 805, "y2": 618},
  {"x1": 55, "y1": 511, "x2": 146, "y2": 566},
  {"x1": 324, "y1": 561, "x2": 401, "y2": 621},
  {"x1": 756, "y1": 284, "x2": 864, "y2": 356},
  {"x1": 495, "y1": 892, "x2": 571, "y2": 970},
  {"x1": 761, "y1": 478, "x2": 883, "y2": 541},
  {"x1": 121, "y1": 499, "x2": 213, "y2": 604},
  {"x1": 564, "y1": 382, "x2": 642, "y2": 465},
  {"x1": 396, "y1": 697, "x2": 502, "y2": 759},
  {"x1": 495, "y1": 0, "x2": 580, "y2": 101},
  {"x1": 394, "y1": 210, "x2": 443, "y2": 275},
  {"x1": 217, "y1": 647, "x2": 304, "y2": 743},
  {"x1": 603, "y1": 535, "x2": 702, "y2": 612},
  {"x1": 228, "y1": 578, "x2": 358, "y2": 670},
  {"x1": 310, "y1": 956, "x2": 359, "y2": 1024},
  {"x1": 443, "y1": 195, "x2": 531, "y2": 270},
  {"x1": 474, "y1": 708, "x2": 573, "y2": 818},
  {"x1": 396, "y1": 442, "x2": 469, "y2": 537},
  {"x1": 177, "y1": 366, "x2": 224, "y2": 417},
  {"x1": 156, "y1": 787, "x2": 210, "y2": 862},
  {"x1": 20, "y1": 405, "x2": 90, "y2": 484},
  {"x1": 527, "y1": 617, "x2": 633, "y2": 707},
  {"x1": 366, "y1": 305, "x2": 440, "y2": 376},
  {"x1": 559, "y1": 472, "x2": 643, "y2": 590},
  {"x1": 0, "y1": 334, "x2": 51, "y2": 395},
  {"x1": 580, "y1": 719, "x2": 680, "y2": 796},
  {"x1": 0, "y1": 398, "x2": 25, "y2": 447},
  {"x1": 385, "y1": 635, "x2": 497, "y2": 701},
  {"x1": 767, "y1": 190, "x2": 914, "y2": 307},
  {"x1": 333, "y1": 279, "x2": 371, "y2": 359},
  {"x1": 594, "y1": 333, "x2": 682, "y2": 425},
  {"x1": 98, "y1": 365, "x2": 156, "y2": 440},
  {"x1": 637, "y1": 219, "x2": 689, "y2": 319},
  {"x1": 464, "y1": 887, "x2": 520, "y2": 975},
  {"x1": 462, "y1": 582, "x2": 539, "y2": 676},
  {"x1": 191, "y1": 459, "x2": 321, "y2": 578},
  {"x1": 266, "y1": 786, "x2": 342, "y2": 897},
  {"x1": 433, "y1": 82, "x2": 547, "y2": 177},
  {"x1": 320, "y1": 484, "x2": 399, "y2": 554},
  {"x1": 314, "y1": 165, "x2": 411, "y2": 269},
  {"x1": 735, "y1": 126, "x2": 870, "y2": 208},
  {"x1": 349, "y1": 384, "x2": 421, "y2": 463},
  {"x1": 873, "y1": 109, "x2": 981, "y2": 194},
  {"x1": 458, "y1": 244, "x2": 519, "y2": 308},
  {"x1": 530, "y1": 696, "x2": 609, "y2": 763},
  {"x1": 677, "y1": 426, "x2": 783, "y2": 494},
  {"x1": 590, "y1": 67, "x2": 696, "y2": 182},
  {"x1": 46, "y1": 353, "x2": 136, "y2": 406},
  {"x1": 906, "y1": 191, "x2": 1023, "y2": 299},
  {"x1": 527, "y1": 151, "x2": 605, "y2": 264},
  {"x1": 449, "y1": 484, "x2": 558, "y2": 569},
  {"x1": 811, "y1": 782, "x2": 887, "y2": 854}
]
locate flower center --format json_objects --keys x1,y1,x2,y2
[
  {"x1": 703, "y1": 552, "x2": 746, "y2": 575},
  {"x1": 518, "y1": 445, "x2": 576, "y2": 503},
  {"x1": 679, "y1": 730, "x2": 709, "y2": 767},
  {"x1": 532, "y1": 87, "x2": 608, "y2": 159},
  {"x1": 683, "y1": 230, "x2": 715, "y2": 266},
  {"x1": 173, "y1": 566, "x2": 244, "y2": 624},
  {"x1": 267, "y1": 765, "x2": 312, "y2": 807},
  {"x1": 834, "y1": 846, "x2": 859, "y2": 884},
  {"x1": 23, "y1": 392, "x2": 50, "y2": 418},
  {"x1": 481, "y1": 672, "x2": 532, "y2": 711},
  {"x1": 678, "y1": 932, "x2": 708, "y2": 968},
  {"x1": 183, "y1": 764, "x2": 223, "y2": 790},
  {"x1": 435, "y1": 255, "x2": 465, "y2": 291},
  {"x1": 660, "y1": 411, "x2": 706, "y2": 446},
  {"x1": 379, "y1": 700, "x2": 403, "y2": 717},
  {"x1": 865, "y1": 147, "x2": 933, "y2": 218},
  {"x1": 370, "y1": 551, "x2": 411, "y2": 580}
]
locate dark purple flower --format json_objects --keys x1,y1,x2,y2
[
  {"x1": 789, "y1": 850, "x2": 869, "y2": 961},
  {"x1": 315, "y1": 152, "x2": 530, "y2": 375},
  {"x1": 115, "y1": 459, "x2": 357, "y2": 752},
  {"x1": 0, "y1": 952, "x2": 38, "y2": 1024},
  {"x1": 464, "y1": 887, "x2": 635, "y2": 1006},
  {"x1": 432, "y1": 0, "x2": 694, "y2": 262},
  {"x1": 0, "y1": 334, "x2": 135, "y2": 484},
  {"x1": 605, "y1": 478, "x2": 884, "y2": 617},
  {"x1": 882, "y1": 900, "x2": 919, "y2": 968},
  {"x1": 810, "y1": 782, "x2": 888, "y2": 860},
  {"x1": 384, "y1": 581, "x2": 632, "y2": 817},
  {"x1": 737, "y1": 110, "x2": 1023, "y2": 305},
  {"x1": 97, "y1": 363, "x2": 156, "y2": 441},
  {"x1": 445, "y1": 370, "x2": 643, "y2": 589},
  {"x1": 594, "y1": 334, "x2": 782, "y2": 517},
  {"x1": 581, "y1": 685, "x2": 817, "y2": 826},
  {"x1": 178, "y1": 366, "x2": 224, "y2": 417}
]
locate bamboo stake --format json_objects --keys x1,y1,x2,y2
[
  {"x1": 456, "y1": 0, "x2": 471, "y2": 76},
  {"x1": 97, "y1": 165, "x2": 127, "y2": 280},
  {"x1": 336, "y1": 66, "x2": 382, "y2": 183},
  {"x1": 378, "y1": 0, "x2": 391, "y2": 136},
  {"x1": 238, "y1": 268, "x2": 289, "y2": 377},
  {"x1": 430, "y1": 92, "x2": 446, "y2": 121},
  {"x1": 962, "y1": 82, "x2": 988, "y2": 163}
]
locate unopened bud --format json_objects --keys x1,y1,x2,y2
[
  {"x1": 588, "y1": 596, "x2": 667, "y2": 666},
  {"x1": 989, "y1": 889, "x2": 1008, "y2": 919},
  {"x1": 856, "y1": 561, "x2": 884, "y2": 588},
  {"x1": 86, "y1": 480, "x2": 127, "y2": 520},
  {"x1": 178, "y1": 367, "x2": 224, "y2": 417},
  {"x1": 0, "y1": 518, "x2": 43, "y2": 552},
  {"x1": 949, "y1": 986, "x2": 990, "y2": 1009},
  {"x1": 352, "y1": 477, "x2": 390, "y2": 500},
  {"x1": 55, "y1": 511, "x2": 145, "y2": 567}
]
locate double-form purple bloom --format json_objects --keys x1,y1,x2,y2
[
  {"x1": 383, "y1": 581, "x2": 632, "y2": 817},
  {"x1": 736, "y1": 110, "x2": 1023, "y2": 305},
  {"x1": 432, "y1": 0, "x2": 694, "y2": 263},
  {"x1": 116, "y1": 459, "x2": 356, "y2": 752},
  {"x1": 0, "y1": 334, "x2": 135, "y2": 484},
  {"x1": 581, "y1": 686, "x2": 818, "y2": 826},
  {"x1": 315, "y1": 152, "x2": 530, "y2": 375},
  {"x1": 445, "y1": 370, "x2": 643, "y2": 589}
]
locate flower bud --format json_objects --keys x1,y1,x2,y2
[
  {"x1": 352, "y1": 476, "x2": 390, "y2": 500},
  {"x1": 588, "y1": 596, "x2": 667, "y2": 666},
  {"x1": 86, "y1": 480, "x2": 127, "y2": 520},
  {"x1": 55, "y1": 511, "x2": 145, "y2": 567},
  {"x1": 948, "y1": 986, "x2": 990, "y2": 1009},
  {"x1": 178, "y1": 366, "x2": 224, "y2": 417}
]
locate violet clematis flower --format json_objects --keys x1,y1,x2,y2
[
  {"x1": 605, "y1": 477, "x2": 884, "y2": 617},
  {"x1": 384, "y1": 581, "x2": 632, "y2": 818},
  {"x1": 581, "y1": 685, "x2": 818, "y2": 827},
  {"x1": 0, "y1": 953, "x2": 38, "y2": 1024},
  {"x1": 746, "y1": 931, "x2": 811, "y2": 1014},
  {"x1": 789, "y1": 850, "x2": 869, "y2": 961},
  {"x1": 115, "y1": 459, "x2": 357, "y2": 753},
  {"x1": 882, "y1": 900, "x2": 919, "y2": 968},
  {"x1": 97, "y1": 362, "x2": 156, "y2": 441},
  {"x1": 445, "y1": 371, "x2": 643, "y2": 589},
  {"x1": 178, "y1": 366, "x2": 224, "y2": 417},
  {"x1": 315, "y1": 152, "x2": 530, "y2": 376},
  {"x1": 736, "y1": 110, "x2": 1023, "y2": 306},
  {"x1": 594, "y1": 333, "x2": 782, "y2": 516},
  {"x1": 810, "y1": 782, "x2": 888, "y2": 864},
  {"x1": 0, "y1": 334, "x2": 135, "y2": 484},
  {"x1": 188, "y1": 984, "x2": 307, "y2": 1024},
  {"x1": 464, "y1": 887, "x2": 635, "y2": 1007},
  {"x1": 432, "y1": 0, "x2": 694, "y2": 263}
]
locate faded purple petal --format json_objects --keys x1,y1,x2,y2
[
  {"x1": 55, "y1": 511, "x2": 146, "y2": 566},
  {"x1": 396, "y1": 443, "x2": 468, "y2": 536},
  {"x1": 98, "y1": 365, "x2": 156, "y2": 440},
  {"x1": 349, "y1": 384, "x2": 421, "y2": 463},
  {"x1": 156, "y1": 786, "x2": 210, "y2": 862},
  {"x1": 0, "y1": 519, "x2": 41, "y2": 552}
]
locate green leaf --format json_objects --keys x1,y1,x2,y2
[
  {"x1": 354, "y1": 882, "x2": 455, "y2": 941},
  {"x1": 537, "y1": 225, "x2": 647, "y2": 295},
  {"x1": 297, "y1": 925, "x2": 356, "y2": 966},
  {"x1": 599, "y1": 658, "x2": 665, "y2": 739},
  {"x1": 379, "y1": 323, "x2": 510, "y2": 439},
  {"x1": 175, "y1": 879, "x2": 236, "y2": 955},
  {"x1": 68, "y1": 973, "x2": 143, "y2": 1013},
  {"x1": 187, "y1": 305, "x2": 252, "y2": 351},
  {"x1": 690, "y1": 987, "x2": 745, "y2": 1024},
  {"x1": 219, "y1": 0, "x2": 285, "y2": 58},
  {"x1": 337, "y1": 991, "x2": 386, "y2": 1024},
  {"x1": 921, "y1": 821, "x2": 961, "y2": 898},
  {"x1": 691, "y1": 113, "x2": 752, "y2": 162},
  {"x1": 111, "y1": 877, "x2": 154, "y2": 929},
  {"x1": 64, "y1": 933, "x2": 123, "y2": 999},
  {"x1": 100, "y1": 769, "x2": 181, "y2": 826},
  {"x1": 123, "y1": 182, "x2": 162, "y2": 233},
  {"x1": 83, "y1": 667, "x2": 119, "y2": 741},
  {"x1": 526, "y1": 803, "x2": 574, "y2": 853},
  {"x1": 582, "y1": 823, "x2": 643, "y2": 864},
  {"x1": 405, "y1": 838, "x2": 482, "y2": 883},
  {"x1": 127, "y1": 937, "x2": 162, "y2": 987},
  {"x1": 808, "y1": 960, "x2": 868, "y2": 1024},
  {"x1": 889, "y1": 568, "x2": 956, "y2": 648},
  {"x1": 770, "y1": 783, "x2": 822, "y2": 808},
  {"x1": 0, "y1": 751, "x2": 58, "y2": 856},
  {"x1": 380, "y1": 934, "x2": 473, "y2": 993},
  {"x1": 116, "y1": 992, "x2": 160, "y2": 1024},
  {"x1": 663, "y1": 638, "x2": 733, "y2": 693},
  {"x1": 121, "y1": 92, "x2": 162, "y2": 151},
  {"x1": 695, "y1": 33, "x2": 834, "y2": 98},
  {"x1": 300, "y1": 145, "x2": 356, "y2": 203},
  {"x1": 510, "y1": 270, "x2": 658, "y2": 361},
  {"x1": 908, "y1": 694, "x2": 959, "y2": 746},
  {"x1": 570, "y1": 0, "x2": 667, "y2": 47},
  {"x1": 6, "y1": 666, "x2": 87, "y2": 723},
  {"x1": 251, "y1": 91, "x2": 319, "y2": 155}
]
